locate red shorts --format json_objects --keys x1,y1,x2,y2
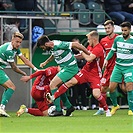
[
  {"x1": 101, "y1": 68, "x2": 113, "y2": 87},
  {"x1": 74, "y1": 69, "x2": 101, "y2": 89},
  {"x1": 31, "y1": 86, "x2": 50, "y2": 111}
]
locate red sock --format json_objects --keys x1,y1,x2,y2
[
  {"x1": 54, "y1": 84, "x2": 68, "y2": 99},
  {"x1": 97, "y1": 95, "x2": 108, "y2": 111},
  {"x1": 99, "y1": 92, "x2": 107, "y2": 108},
  {"x1": 102, "y1": 92, "x2": 107, "y2": 100},
  {"x1": 28, "y1": 108, "x2": 44, "y2": 116}
]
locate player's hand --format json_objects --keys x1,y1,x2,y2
[
  {"x1": 40, "y1": 62, "x2": 46, "y2": 68},
  {"x1": 102, "y1": 59, "x2": 108, "y2": 70},
  {"x1": 23, "y1": 72, "x2": 27, "y2": 76},
  {"x1": 20, "y1": 76, "x2": 30, "y2": 82}
]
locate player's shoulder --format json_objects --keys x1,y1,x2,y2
[
  {"x1": 115, "y1": 34, "x2": 122, "y2": 39},
  {"x1": 94, "y1": 43, "x2": 104, "y2": 52},
  {"x1": 130, "y1": 35, "x2": 133, "y2": 39}
]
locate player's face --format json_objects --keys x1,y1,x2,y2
[
  {"x1": 12, "y1": 37, "x2": 22, "y2": 49},
  {"x1": 87, "y1": 35, "x2": 93, "y2": 47},
  {"x1": 40, "y1": 42, "x2": 52, "y2": 51},
  {"x1": 40, "y1": 45, "x2": 47, "y2": 51},
  {"x1": 121, "y1": 27, "x2": 131, "y2": 39},
  {"x1": 104, "y1": 24, "x2": 114, "y2": 36}
]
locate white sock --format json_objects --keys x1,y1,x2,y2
[
  {"x1": 25, "y1": 108, "x2": 28, "y2": 113},
  {"x1": 99, "y1": 107, "x2": 104, "y2": 111},
  {"x1": 0, "y1": 104, "x2": 5, "y2": 110}
]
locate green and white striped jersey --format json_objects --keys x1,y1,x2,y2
[
  {"x1": 51, "y1": 40, "x2": 77, "y2": 68},
  {"x1": 0, "y1": 42, "x2": 22, "y2": 69},
  {"x1": 112, "y1": 35, "x2": 133, "y2": 66}
]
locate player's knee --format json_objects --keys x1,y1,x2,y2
[
  {"x1": 6, "y1": 84, "x2": 16, "y2": 90},
  {"x1": 49, "y1": 83, "x2": 56, "y2": 90},
  {"x1": 10, "y1": 85, "x2": 16, "y2": 90},
  {"x1": 66, "y1": 78, "x2": 77, "y2": 88}
]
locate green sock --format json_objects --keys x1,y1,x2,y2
[
  {"x1": 110, "y1": 91, "x2": 118, "y2": 107},
  {"x1": 1, "y1": 88, "x2": 14, "y2": 105},
  {"x1": 127, "y1": 90, "x2": 133, "y2": 111},
  {"x1": 1, "y1": 90, "x2": 7, "y2": 100},
  {"x1": 51, "y1": 89, "x2": 62, "y2": 111},
  {"x1": 60, "y1": 93, "x2": 72, "y2": 109}
]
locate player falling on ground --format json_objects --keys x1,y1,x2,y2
[{"x1": 17, "y1": 66, "x2": 74, "y2": 116}]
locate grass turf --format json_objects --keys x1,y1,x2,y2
[{"x1": 0, "y1": 109, "x2": 133, "y2": 133}]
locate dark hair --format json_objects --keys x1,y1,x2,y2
[
  {"x1": 36, "y1": 35, "x2": 50, "y2": 47},
  {"x1": 104, "y1": 20, "x2": 114, "y2": 26},
  {"x1": 120, "y1": 21, "x2": 131, "y2": 29}
]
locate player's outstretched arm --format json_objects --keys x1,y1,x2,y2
[
  {"x1": 20, "y1": 76, "x2": 30, "y2": 82},
  {"x1": 40, "y1": 55, "x2": 54, "y2": 68},
  {"x1": 9, "y1": 62, "x2": 27, "y2": 76}
]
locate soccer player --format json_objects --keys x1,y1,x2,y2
[
  {"x1": 17, "y1": 66, "x2": 75, "y2": 117},
  {"x1": 0, "y1": 32, "x2": 38, "y2": 117},
  {"x1": 46, "y1": 31, "x2": 112, "y2": 117},
  {"x1": 104, "y1": 21, "x2": 133, "y2": 115},
  {"x1": 94, "y1": 20, "x2": 120, "y2": 115},
  {"x1": 37, "y1": 35, "x2": 90, "y2": 116}
]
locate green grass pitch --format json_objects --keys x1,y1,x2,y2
[{"x1": 0, "y1": 109, "x2": 133, "y2": 133}]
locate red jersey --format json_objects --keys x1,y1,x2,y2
[
  {"x1": 30, "y1": 66, "x2": 58, "y2": 87},
  {"x1": 100, "y1": 34, "x2": 118, "y2": 69},
  {"x1": 83, "y1": 43, "x2": 105, "y2": 78}
]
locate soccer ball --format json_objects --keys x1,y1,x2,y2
[{"x1": 48, "y1": 106, "x2": 56, "y2": 116}]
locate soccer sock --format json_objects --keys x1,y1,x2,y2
[
  {"x1": 60, "y1": 93, "x2": 72, "y2": 109},
  {"x1": 1, "y1": 90, "x2": 7, "y2": 100},
  {"x1": 51, "y1": 89, "x2": 62, "y2": 111},
  {"x1": 97, "y1": 95, "x2": 108, "y2": 111},
  {"x1": 127, "y1": 90, "x2": 133, "y2": 111},
  {"x1": 54, "y1": 84, "x2": 68, "y2": 99},
  {"x1": 110, "y1": 91, "x2": 118, "y2": 106},
  {"x1": 99, "y1": 92, "x2": 107, "y2": 108},
  {"x1": 28, "y1": 108, "x2": 44, "y2": 116},
  {"x1": 1, "y1": 88, "x2": 14, "y2": 106}
]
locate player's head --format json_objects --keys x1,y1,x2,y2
[
  {"x1": 86, "y1": 31, "x2": 99, "y2": 47},
  {"x1": 120, "y1": 21, "x2": 131, "y2": 39},
  {"x1": 36, "y1": 35, "x2": 52, "y2": 51},
  {"x1": 72, "y1": 38, "x2": 80, "y2": 43},
  {"x1": 103, "y1": 20, "x2": 115, "y2": 36},
  {"x1": 11, "y1": 32, "x2": 24, "y2": 49}
]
